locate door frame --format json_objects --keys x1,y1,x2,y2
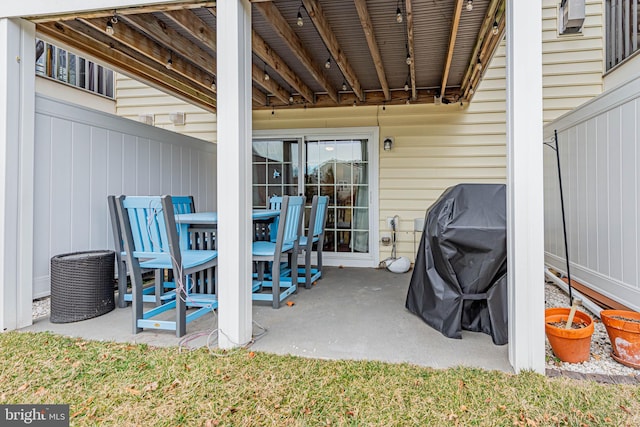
[{"x1": 253, "y1": 126, "x2": 380, "y2": 268}]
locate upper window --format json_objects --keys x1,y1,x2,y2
[
  {"x1": 35, "y1": 39, "x2": 114, "y2": 99},
  {"x1": 605, "y1": 0, "x2": 640, "y2": 70}
]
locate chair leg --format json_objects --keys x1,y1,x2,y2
[
  {"x1": 131, "y1": 269, "x2": 144, "y2": 334},
  {"x1": 176, "y1": 274, "x2": 187, "y2": 337},
  {"x1": 291, "y1": 249, "x2": 299, "y2": 293},
  {"x1": 305, "y1": 248, "x2": 312, "y2": 289},
  {"x1": 117, "y1": 259, "x2": 127, "y2": 308},
  {"x1": 155, "y1": 269, "x2": 163, "y2": 306},
  {"x1": 272, "y1": 257, "x2": 281, "y2": 309},
  {"x1": 317, "y1": 239, "x2": 324, "y2": 280}
]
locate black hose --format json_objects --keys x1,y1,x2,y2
[{"x1": 554, "y1": 129, "x2": 573, "y2": 304}]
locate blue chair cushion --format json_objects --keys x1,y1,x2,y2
[
  {"x1": 139, "y1": 250, "x2": 217, "y2": 269},
  {"x1": 252, "y1": 241, "x2": 293, "y2": 256},
  {"x1": 299, "y1": 236, "x2": 319, "y2": 246}
]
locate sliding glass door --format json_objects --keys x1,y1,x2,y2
[{"x1": 252, "y1": 128, "x2": 378, "y2": 266}]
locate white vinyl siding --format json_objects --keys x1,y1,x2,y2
[{"x1": 115, "y1": 73, "x2": 218, "y2": 143}]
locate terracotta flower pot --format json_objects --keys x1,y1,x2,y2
[
  {"x1": 545, "y1": 307, "x2": 594, "y2": 363},
  {"x1": 600, "y1": 310, "x2": 640, "y2": 370}
]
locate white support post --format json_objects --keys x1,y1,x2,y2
[
  {"x1": 506, "y1": 1, "x2": 545, "y2": 373},
  {"x1": 216, "y1": 0, "x2": 253, "y2": 348},
  {"x1": 0, "y1": 18, "x2": 35, "y2": 332}
]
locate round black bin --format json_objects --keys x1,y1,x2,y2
[{"x1": 50, "y1": 250, "x2": 115, "y2": 323}]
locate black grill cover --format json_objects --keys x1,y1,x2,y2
[{"x1": 405, "y1": 184, "x2": 508, "y2": 345}]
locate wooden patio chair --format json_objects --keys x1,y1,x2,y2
[
  {"x1": 116, "y1": 195, "x2": 217, "y2": 337},
  {"x1": 253, "y1": 195, "x2": 305, "y2": 308},
  {"x1": 297, "y1": 195, "x2": 329, "y2": 288},
  {"x1": 108, "y1": 195, "x2": 195, "y2": 308}
]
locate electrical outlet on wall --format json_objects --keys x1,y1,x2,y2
[{"x1": 386, "y1": 217, "x2": 395, "y2": 229}]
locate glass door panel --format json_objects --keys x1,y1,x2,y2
[
  {"x1": 252, "y1": 136, "x2": 371, "y2": 258},
  {"x1": 305, "y1": 139, "x2": 369, "y2": 254},
  {"x1": 252, "y1": 139, "x2": 299, "y2": 207}
]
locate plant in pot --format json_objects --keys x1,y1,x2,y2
[
  {"x1": 545, "y1": 298, "x2": 594, "y2": 363},
  {"x1": 600, "y1": 310, "x2": 640, "y2": 370}
]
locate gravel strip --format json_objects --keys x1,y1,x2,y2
[
  {"x1": 32, "y1": 297, "x2": 50, "y2": 320},
  {"x1": 32, "y1": 284, "x2": 638, "y2": 377}
]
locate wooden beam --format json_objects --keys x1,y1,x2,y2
[
  {"x1": 460, "y1": 0, "x2": 502, "y2": 97},
  {"x1": 258, "y1": 87, "x2": 459, "y2": 109},
  {"x1": 252, "y1": 30, "x2": 314, "y2": 104},
  {"x1": 28, "y1": 2, "x2": 217, "y2": 23},
  {"x1": 462, "y1": 1, "x2": 505, "y2": 101},
  {"x1": 353, "y1": 0, "x2": 390, "y2": 101},
  {"x1": 78, "y1": 18, "x2": 215, "y2": 94},
  {"x1": 210, "y1": 3, "x2": 312, "y2": 105},
  {"x1": 405, "y1": 0, "x2": 417, "y2": 101},
  {"x1": 254, "y1": 1, "x2": 338, "y2": 103},
  {"x1": 252, "y1": 63, "x2": 290, "y2": 104},
  {"x1": 36, "y1": 22, "x2": 216, "y2": 112},
  {"x1": 252, "y1": 86, "x2": 268, "y2": 106},
  {"x1": 440, "y1": 0, "x2": 464, "y2": 98},
  {"x1": 302, "y1": 0, "x2": 364, "y2": 101},
  {"x1": 119, "y1": 13, "x2": 216, "y2": 74},
  {"x1": 162, "y1": 9, "x2": 216, "y2": 51}
]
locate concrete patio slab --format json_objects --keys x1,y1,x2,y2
[{"x1": 22, "y1": 267, "x2": 511, "y2": 372}]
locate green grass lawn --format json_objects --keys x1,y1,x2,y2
[{"x1": 1, "y1": 332, "x2": 638, "y2": 426}]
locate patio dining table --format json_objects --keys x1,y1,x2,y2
[
  {"x1": 173, "y1": 209, "x2": 280, "y2": 294},
  {"x1": 175, "y1": 209, "x2": 280, "y2": 250}
]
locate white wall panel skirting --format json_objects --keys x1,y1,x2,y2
[
  {"x1": 544, "y1": 75, "x2": 640, "y2": 313},
  {"x1": 33, "y1": 94, "x2": 217, "y2": 299}
]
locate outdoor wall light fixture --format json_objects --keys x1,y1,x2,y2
[
  {"x1": 325, "y1": 58, "x2": 331, "y2": 69},
  {"x1": 105, "y1": 14, "x2": 117, "y2": 35},
  {"x1": 383, "y1": 137, "x2": 394, "y2": 151},
  {"x1": 166, "y1": 52, "x2": 173, "y2": 70},
  {"x1": 396, "y1": 7, "x2": 403, "y2": 23},
  {"x1": 466, "y1": 0, "x2": 473, "y2": 11},
  {"x1": 492, "y1": 20, "x2": 499, "y2": 35},
  {"x1": 342, "y1": 82, "x2": 348, "y2": 91}
]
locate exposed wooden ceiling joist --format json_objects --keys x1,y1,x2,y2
[
  {"x1": 254, "y1": 1, "x2": 338, "y2": 103},
  {"x1": 162, "y1": 9, "x2": 216, "y2": 51},
  {"x1": 405, "y1": 0, "x2": 417, "y2": 101},
  {"x1": 252, "y1": 86, "x2": 268, "y2": 106},
  {"x1": 463, "y1": 14, "x2": 505, "y2": 101},
  {"x1": 120, "y1": 13, "x2": 216, "y2": 74},
  {"x1": 252, "y1": 63, "x2": 290, "y2": 104},
  {"x1": 460, "y1": 0, "x2": 503, "y2": 100},
  {"x1": 440, "y1": 0, "x2": 464, "y2": 99},
  {"x1": 28, "y1": 1, "x2": 216, "y2": 23},
  {"x1": 258, "y1": 87, "x2": 458, "y2": 110},
  {"x1": 301, "y1": 0, "x2": 364, "y2": 102},
  {"x1": 252, "y1": 30, "x2": 314, "y2": 104},
  {"x1": 78, "y1": 17, "x2": 215, "y2": 94},
  {"x1": 353, "y1": 0, "x2": 390, "y2": 102},
  {"x1": 37, "y1": 21, "x2": 217, "y2": 112}
]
